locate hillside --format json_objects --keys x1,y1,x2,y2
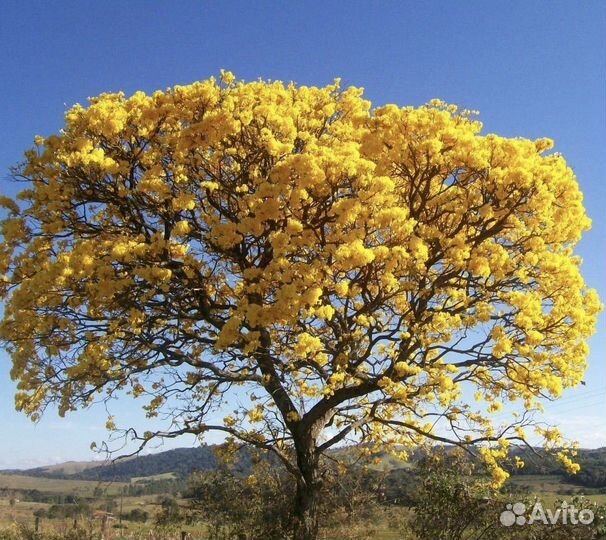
[
  {"x1": 0, "y1": 473, "x2": 127, "y2": 495},
  {"x1": 76, "y1": 446, "x2": 235, "y2": 481},
  {"x1": 17, "y1": 460, "x2": 107, "y2": 477},
  {"x1": 3, "y1": 445, "x2": 605, "y2": 487},
  {"x1": 2, "y1": 445, "x2": 252, "y2": 482}
]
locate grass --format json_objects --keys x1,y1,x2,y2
[
  {"x1": 0, "y1": 521, "x2": 207, "y2": 540},
  {"x1": 0, "y1": 473, "x2": 130, "y2": 527},
  {"x1": 130, "y1": 473, "x2": 177, "y2": 483},
  {"x1": 1, "y1": 471, "x2": 604, "y2": 538},
  {"x1": 0, "y1": 499, "x2": 48, "y2": 528},
  {"x1": 508, "y1": 474, "x2": 606, "y2": 504},
  {"x1": 0, "y1": 474, "x2": 127, "y2": 497}
]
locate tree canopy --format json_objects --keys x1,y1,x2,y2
[{"x1": 0, "y1": 72, "x2": 601, "y2": 539}]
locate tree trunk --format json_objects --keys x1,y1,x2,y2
[{"x1": 292, "y1": 444, "x2": 321, "y2": 540}]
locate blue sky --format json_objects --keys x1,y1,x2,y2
[{"x1": 0, "y1": 1, "x2": 604, "y2": 468}]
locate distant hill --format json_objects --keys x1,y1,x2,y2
[
  {"x1": 3, "y1": 445, "x2": 606, "y2": 487},
  {"x1": 1, "y1": 445, "x2": 252, "y2": 482},
  {"x1": 75, "y1": 446, "x2": 242, "y2": 481},
  {"x1": 24, "y1": 460, "x2": 108, "y2": 477}
]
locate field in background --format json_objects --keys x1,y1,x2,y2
[
  {"x1": 0, "y1": 474, "x2": 127, "y2": 496},
  {"x1": 508, "y1": 474, "x2": 606, "y2": 506},
  {"x1": 1, "y1": 469, "x2": 605, "y2": 537}
]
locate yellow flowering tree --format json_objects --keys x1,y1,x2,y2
[{"x1": 0, "y1": 73, "x2": 601, "y2": 540}]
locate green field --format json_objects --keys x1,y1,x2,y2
[
  {"x1": 1, "y1": 471, "x2": 604, "y2": 538},
  {"x1": 0, "y1": 474, "x2": 127, "y2": 496},
  {"x1": 131, "y1": 473, "x2": 177, "y2": 483},
  {"x1": 508, "y1": 474, "x2": 606, "y2": 506}
]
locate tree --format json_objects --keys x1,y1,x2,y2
[
  {"x1": 412, "y1": 450, "x2": 502, "y2": 540},
  {"x1": 155, "y1": 495, "x2": 181, "y2": 524},
  {"x1": 411, "y1": 452, "x2": 606, "y2": 540},
  {"x1": 185, "y1": 453, "x2": 385, "y2": 540},
  {"x1": 185, "y1": 458, "x2": 294, "y2": 540},
  {"x1": 0, "y1": 72, "x2": 600, "y2": 540}
]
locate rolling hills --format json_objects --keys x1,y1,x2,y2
[
  {"x1": 2, "y1": 445, "x2": 605, "y2": 488},
  {"x1": 1, "y1": 445, "x2": 250, "y2": 482}
]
